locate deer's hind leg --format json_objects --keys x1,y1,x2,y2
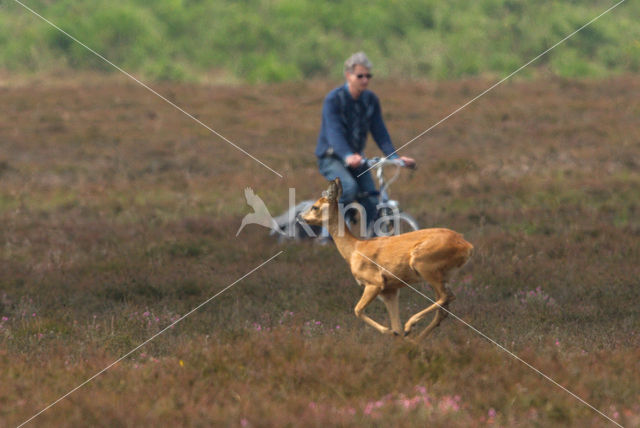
[
  {"x1": 355, "y1": 285, "x2": 394, "y2": 335},
  {"x1": 414, "y1": 299, "x2": 453, "y2": 342},
  {"x1": 379, "y1": 288, "x2": 402, "y2": 336},
  {"x1": 403, "y1": 268, "x2": 454, "y2": 338}
]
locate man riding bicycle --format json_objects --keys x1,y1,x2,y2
[{"x1": 315, "y1": 52, "x2": 415, "y2": 232}]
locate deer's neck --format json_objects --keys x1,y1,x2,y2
[{"x1": 327, "y1": 200, "x2": 359, "y2": 260}]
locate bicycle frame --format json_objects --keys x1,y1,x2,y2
[
  {"x1": 272, "y1": 157, "x2": 417, "y2": 240},
  {"x1": 365, "y1": 157, "x2": 406, "y2": 205},
  {"x1": 357, "y1": 157, "x2": 418, "y2": 237}
]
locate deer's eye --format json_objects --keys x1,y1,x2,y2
[{"x1": 311, "y1": 206, "x2": 318, "y2": 211}]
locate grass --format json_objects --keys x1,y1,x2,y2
[{"x1": 0, "y1": 75, "x2": 639, "y2": 426}]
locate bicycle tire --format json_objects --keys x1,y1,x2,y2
[
  {"x1": 396, "y1": 212, "x2": 419, "y2": 233},
  {"x1": 375, "y1": 210, "x2": 419, "y2": 236}
]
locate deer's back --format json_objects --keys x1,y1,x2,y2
[{"x1": 352, "y1": 228, "x2": 473, "y2": 285}]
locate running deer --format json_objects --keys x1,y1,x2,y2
[{"x1": 300, "y1": 178, "x2": 473, "y2": 342}]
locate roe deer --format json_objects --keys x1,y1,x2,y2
[{"x1": 301, "y1": 178, "x2": 473, "y2": 342}]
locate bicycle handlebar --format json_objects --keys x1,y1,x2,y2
[{"x1": 362, "y1": 156, "x2": 415, "y2": 169}]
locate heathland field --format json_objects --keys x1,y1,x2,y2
[{"x1": 1, "y1": 75, "x2": 639, "y2": 426}]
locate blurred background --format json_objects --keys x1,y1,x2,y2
[{"x1": 1, "y1": 0, "x2": 639, "y2": 82}]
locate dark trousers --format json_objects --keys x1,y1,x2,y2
[{"x1": 317, "y1": 155, "x2": 378, "y2": 227}]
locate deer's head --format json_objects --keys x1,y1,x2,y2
[{"x1": 300, "y1": 178, "x2": 342, "y2": 226}]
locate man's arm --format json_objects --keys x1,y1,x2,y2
[
  {"x1": 323, "y1": 96, "x2": 354, "y2": 162},
  {"x1": 370, "y1": 95, "x2": 416, "y2": 167},
  {"x1": 369, "y1": 95, "x2": 399, "y2": 159}
]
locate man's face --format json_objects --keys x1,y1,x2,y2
[{"x1": 346, "y1": 64, "x2": 372, "y2": 95}]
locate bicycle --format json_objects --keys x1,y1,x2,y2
[
  {"x1": 271, "y1": 156, "x2": 419, "y2": 241},
  {"x1": 363, "y1": 156, "x2": 419, "y2": 237}
]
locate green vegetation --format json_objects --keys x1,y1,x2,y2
[{"x1": 2, "y1": 0, "x2": 639, "y2": 82}]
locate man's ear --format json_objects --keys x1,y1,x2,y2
[{"x1": 333, "y1": 178, "x2": 342, "y2": 199}]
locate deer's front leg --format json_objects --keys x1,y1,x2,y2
[{"x1": 354, "y1": 285, "x2": 394, "y2": 335}]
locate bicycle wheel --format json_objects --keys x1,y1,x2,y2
[
  {"x1": 396, "y1": 212, "x2": 419, "y2": 233},
  {"x1": 375, "y1": 210, "x2": 419, "y2": 236}
]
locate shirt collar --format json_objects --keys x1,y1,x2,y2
[{"x1": 343, "y1": 82, "x2": 366, "y2": 101}]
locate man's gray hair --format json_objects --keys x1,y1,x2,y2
[{"x1": 344, "y1": 52, "x2": 372, "y2": 73}]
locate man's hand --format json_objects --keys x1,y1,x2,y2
[
  {"x1": 345, "y1": 153, "x2": 364, "y2": 168},
  {"x1": 400, "y1": 156, "x2": 416, "y2": 169}
]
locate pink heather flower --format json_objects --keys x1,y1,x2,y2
[
  {"x1": 488, "y1": 408, "x2": 497, "y2": 418},
  {"x1": 439, "y1": 396, "x2": 460, "y2": 412},
  {"x1": 1, "y1": 316, "x2": 8, "y2": 322},
  {"x1": 241, "y1": 419, "x2": 249, "y2": 427},
  {"x1": 309, "y1": 402, "x2": 317, "y2": 410},
  {"x1": 32, "y1": 313, "x2": 36, "y2": 317},
  {"x1": 555, "y1": 340, "x2": 560, "y2": 346},
  {"x1": 315, "y1": 321, "x2": 322, "y2": 325},
  {"x1": 143, "y1": 311, "x2": 150, "y2": 317},
  {"x1": 335, "y1": 325, "x2": 340, "y2": 329}
]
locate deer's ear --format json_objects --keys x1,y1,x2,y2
[
  {"x1": 333, "y1": 178, "x2": 342, "y2": 199},
  {"x1": 326, "y1": 180, "x2": 337, "y2": 200}
]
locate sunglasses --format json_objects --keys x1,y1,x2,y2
[{"x1": 356, "y1": 73, "x2": 373, "y2": 79}]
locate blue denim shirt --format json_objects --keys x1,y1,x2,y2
[{"x1": 315, "y1": 84, "x2": 399, "y2": 162}]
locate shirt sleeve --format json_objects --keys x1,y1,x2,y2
[
  {"x1": 323, "y1": 95, "x2": 354, "y2": 161},
  {"x1": 369, "y1": 95, "x2": 399, "y2": 159}
]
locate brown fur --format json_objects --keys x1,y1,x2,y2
[{"x1": 301, "y1": 178, "x2": 473, "y2": 341}]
